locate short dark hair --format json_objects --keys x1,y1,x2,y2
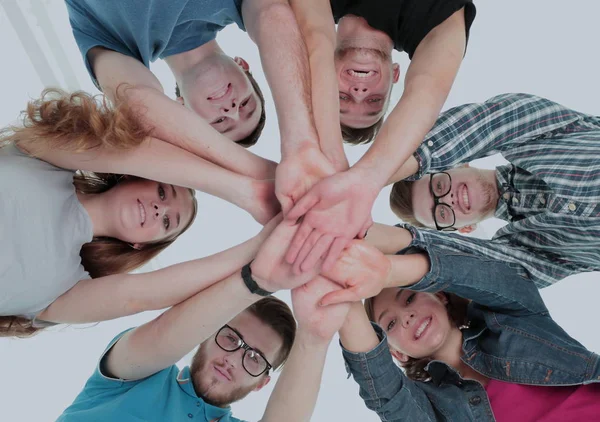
[
  {"x1": 389, "y1": 180, "x2": 425, "y2": 227},
  {"x1": 341, "y1": 117, "x2": 384, "y2": 145},
  {"x1": 247, "y1": 297, "x2": 296, "y2": 370},
  {"x1": 364, "y1": 291, "x2": 470, "y2": 382},
  {"x1": 175, "y1": 70, "x2": 266, "y2": 148}
]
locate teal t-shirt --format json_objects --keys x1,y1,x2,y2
[
  {"x1": 64, "y1": 0, "x2": 246, "y2": 88},
  {"x1": 58, "y1": 330, "x2": 245, "y2": 422}
]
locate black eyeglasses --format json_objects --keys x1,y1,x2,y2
[
  {"x1": 429, "y1": 172, "x2": 457, "y2": 231},
  {"x1": 215, "y1": 325, "x2": 272, "y2": 377}
]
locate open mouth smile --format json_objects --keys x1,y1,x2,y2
[
  {"x1": 414, "y1": 317, "x2": 432, "y2": 340},
  {"x1": 458, "y1": 184, "x2": 471, "y2": 213},
  {"x1": 137, "y1": 199, "x2": 146, "y2": 227}
]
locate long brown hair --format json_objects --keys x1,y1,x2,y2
[
  {"x1": 0, "y1": 89, "x2": 198, "y2": 337},
  {"x1": 364, "y1": 291, "x2": 470, "y2": 382}
]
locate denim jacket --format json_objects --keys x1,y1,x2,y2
[{"x1": 342, "y1": 228, "x2": 600, "y2": 422}]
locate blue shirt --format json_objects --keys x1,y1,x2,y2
[
  {"x1": 58, "y1": 330, "x2": 245, "y2": 422},
  {"x1": 65, "y1": 0, "x2": 246, "y2": 88}
]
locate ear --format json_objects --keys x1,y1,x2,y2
[
  {"x1": 458, "y1": 225, "x2": 476, "y2": 234},
  {"x1": 176, "y1": 96, "x2": 185, "y2": 106},
  {"x1": 234, "y1": 56, "x2": 250, "y2": 72},
  {"x1": 253, "y1": 375, "x2": 271, "y2": 392},
  {"x1": 392, "y1": 63, "x2": 400, "y2": 84},
  {"x1": 390, "y1": 349, "x2": 410, "y2": 363}
]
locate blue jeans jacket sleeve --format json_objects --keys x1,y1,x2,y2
[
  {"x1": 407, "y1": 93, "x2": 591, "y2": 180},
  {"x1": 399, "y1": 226, "x2": 548, "y2": 316},
  {"x1": 342, "y1": 324, "x2": 438, "y2": 422}
]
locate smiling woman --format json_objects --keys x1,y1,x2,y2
[{"x1": 0, "y1": 89, "x2": 198, "y2": 337}]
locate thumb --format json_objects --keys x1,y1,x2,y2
[
  {"x1": 277, "y1": 194, "x2": 295, "y2": 217},
  {"x1": 319, "y1": 289, "x2": 358, "y2": 306},
  {"x1": 357, "y1": 216, "x2": 374, "y2": 239}
]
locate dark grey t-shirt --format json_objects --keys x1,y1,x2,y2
[{"x1": 0, "y1": 144, "x2": 93, "y2": 319}]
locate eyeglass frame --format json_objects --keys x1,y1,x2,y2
[
  {"x1": 428, "y1": 172, "x2": 457, "y2": 232},
  {"x1": 214, "y1": 324, "x2": 273, "y2": 378}
]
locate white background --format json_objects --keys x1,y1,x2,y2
[{"x1": 0, "y1": 1, "x2": 599, "y2": 421}]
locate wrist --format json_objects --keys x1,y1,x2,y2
[
  {"x1": 295, "y1": 328, "x2": 333, "y2": 349},
  {"x1": 346, "y1": 166, "x2": 384, "y2": 195},
  {"x1": 243, "y1": 263, "x2": 276, "y2": 296}
]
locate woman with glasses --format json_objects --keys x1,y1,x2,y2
[{"x1": 314, "y1": 223, "x2": 600, "y2": 422}]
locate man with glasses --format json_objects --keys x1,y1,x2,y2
[
  {"x1": 388, "y1": 93, "x2": 600, "y2": 288},
  {"x1": 57, "y1": 220, "x2": 351, "y2": 421}
]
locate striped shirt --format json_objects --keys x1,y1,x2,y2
[{"x1": 408, "y1": 93, "x2": 600, "y2": 287}]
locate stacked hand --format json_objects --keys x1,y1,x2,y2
[
  {"x1": 284, "y1": 169, "x2": 378, "y2": 273},
  {"x1": 291, "y1": 276, "x2": 350, "y2": 341}
]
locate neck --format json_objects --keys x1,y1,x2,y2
[
  {"x1": 76, "y1": 191, "x2": 114, "y2": 238},
  {"x1": 432, "y1": 327, "x2": 489, "y2": 386},
  {"x1": 164, "y1": 40, "x2": 223, "y2": 82},
  {"x1": 336, "y1": 15, "x2": 393, "y2": 54}
]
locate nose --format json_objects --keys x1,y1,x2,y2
[
  {"x1": 224, "y1": 350, "x2": 242, "y2": 369},
  {"x1": 401, "y1": 311, "x2": 415, "y2": 328},
  {"x1": 151, "y1": 201, "x2": 166, "y2": 219},
  {"x1": 221, "y1": 99, "x2": 240, "y2": 120},
  {"x1": 350, "y1": 85, "x2": 369, "y2": 100}
]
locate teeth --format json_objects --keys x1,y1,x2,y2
[
  {"x1": 415, "y1": 318, "x2": 430, "y2": 339},
  {"x1": 138, "y1": 201, "x2": 146, "y2": 225},
  {"x1": 463, "y1": 188, "x2": 470, "y2": 210},
  {"x1": 348, "y1": 69, "x2": 374, "y2": 78}
]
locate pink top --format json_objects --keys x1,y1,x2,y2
[{"x1": 485, "y1": 379, "x2": 600, "y2": 422}]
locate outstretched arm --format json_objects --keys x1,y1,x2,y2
[
  {"x1": 81, "y1": 218, "x2": 322, "y2": 381},
  {"x1": 17, "y1": 135, "x2": 279, "y2": 224},
  {"x1": 289, "y1": 0, "x2": 348, "y2": 171},
  {"x1": 88, "y1": 47, "x2": 276, "y2": 180},
  {"x1": 243, "y1": 0, "x2": 337, "y2": 213},
  {"x1": 353, "y1": 8, "x2": 466, "y2": 188},
  {"x1": 37, "y1": 218, "x2": 280, "y2": 324},
  {"x1": 261, "y1": 276, "x2": 350, "y2": 422}
]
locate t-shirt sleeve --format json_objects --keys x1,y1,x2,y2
[
  {"x1": 406, "y1": 0, "x2": 476, "y2": 59},
  {"x1": 82, "y1": 328, "x2": 142, "y2": 394}
]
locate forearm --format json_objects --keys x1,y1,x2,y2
[
  {"x1": 121, "y1": 86, "x2": 277, "y2": 179},
  {"x1": 339, "y1": 302, "x2": 380, "y2": 353},
  {"x1": 90, "y1": 47, "x2": 276, "y2": 179},
  {"x1": 384, "y1": 254, "x2": 430, "y2": 289},
  {"x1": 24, "y1": 135, "x2": 256, "y2": 211},
  {"x1": 261, "y1": 330, "x2": 330, "y2": 422},
  {"x1": 354, "y1": 76, "x2": 453, "y2": 188},
  {"x1": 364, "y1": 223, "x2": 413, "y2": 255},
  {"x1": 290, "y1": 0, "x2": 347, "y2": 170},
  {"x1": 107, "y1": 272, "x2": 260, "y2": 380},
  {"x1": 38, "y1": 235, "x2": 264, "y2": 324},
  {"x1": 244, "y1": 0, "x2": 318, "y2": 156}
]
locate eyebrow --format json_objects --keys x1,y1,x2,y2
[
  {"x1": 376, "y1": 289, "x2": 404, "y2": 324},
  {"x1": 170, "y1": 185, "x2": 181, "y2": 227}
]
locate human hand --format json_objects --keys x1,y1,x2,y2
[
  {"x1": 319, "y1": 240, "x2": 391, "y2": 306},
  {"x1": 291, "y1": 276, "x2": 351, "y2": 342},
  {"x1": 250, "y1": 220, "x2": 321, "y2": 293},
  {"x1": 285, "y1": 168, "x2": 379, "y2": 273},
  {"x1": 275, "y1": 143, "x2": 336, "y2": 215}
]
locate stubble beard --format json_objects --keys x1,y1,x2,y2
[
  {"x1": 190, "y1": 344, "x2": 257, "y2": 408},
  {"x1": 476, "y1": 173, "x2": 500, "y2": 218}
]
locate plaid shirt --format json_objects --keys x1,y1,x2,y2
[{"x1": 408, "y1": 93, "x2": 600, "y2": 287}]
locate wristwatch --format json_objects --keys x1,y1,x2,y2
[{"x1": 241, "y1": 262, "x2": 273, "y2": 297}]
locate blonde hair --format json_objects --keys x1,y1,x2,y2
[
  {"x1": 389, "y1": 180, "x2": 425, "y2": 227},
  {"x1": 0, "y1": 89, "x2": 198, "y2": 337}
]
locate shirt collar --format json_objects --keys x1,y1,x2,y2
[
  {"x1": 494, "y1": 165, "x2": 514, "y2": 220},
  {"x1": 177, "y1": 366, "x2": 234, "y2": 421}
]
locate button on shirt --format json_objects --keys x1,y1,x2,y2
[
  {"x1": 409, "y1": 93, "x2": 600, "y2": 287},
  {"x1": 58, "y1": 330, "x2": 245, "y2": 422}
]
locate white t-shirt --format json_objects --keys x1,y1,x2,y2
[{"x1": 0, "y1": 143, "x2": 93, "y2": 319}]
